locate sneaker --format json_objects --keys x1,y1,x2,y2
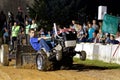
[
  {"x1": 41, "y1": 48, "x2": 48, "y2": 56},
  {"x1": 46, "y1": 52, "x2": 50, "y2": 57},
  {"x1": 41, "y1": 48, "x2": 46, "y2": 53},
  {"x1": 41, "y1": 48, "x2": 52, "y2": 57}
]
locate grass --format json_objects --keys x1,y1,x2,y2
[{"x1": 73, "y1": 58, "x2": 120, "y2": 69}]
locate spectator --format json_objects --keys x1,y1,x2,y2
[
  {"x1": 69, "y1": 24, "x2": 74, "y2": 29},
  {"x1": 72, "y1": 20, "x2": 78, "y2": 31},
  {"x1": 98, "y1": 21, "x2": 102, "y2": 29},
  {"x1": 98, "y1": 29, "x2": 105, "y2": 43},
  {"x1": 18, "y1": 27, "x2": 26, "y2": 45},
  {"x1": 11, "y1": 21, "x2": 20, "y2": 50},
  {"x1": 46, "y1": 31, "x2": 54, "y2": 48},
  {"x1": 77, "y1": 23, "x2": 87, "y2": 42},
  {"x1": 25, "y1": 15, "x2": 32, "y2": 24},
  {"x1": 115, "y1": 31, "x2": 120, "y2": 42},
  {"x1": 88, "y1": 23, "x2": 95, "y2": 39},
  {"x1": 105, "y1": 33, "x2": 111, "y2": 44},
  {"x1": 31, "y1": 19, "x2": 38, "y2": 31},
  {"x1": 1, "y1": 22, "x2": 7, "y2": 43},
  {"x1": 108, "y1": 34, "x2": 119, "y2": 44},
  {"x1": 25, "y1": 20, "x2": 31, "y2": 45},
  {"x1": 45, "y1": 31, "x2": 52, "y2": 41},
  {"x1": 38, "y1": 28, "x2": 45, "y2": 37},
  {"x1": 94, "y1": 33, "x2": 100, "y2": 43},
  {"x1": 92, "y1": 20, "x2": 99, "y2": 32},
  {"x1": 16, "y1": 7, "x2": 24, "y2": 26},
  {"x1": 87, "y1": 32, "x2": 99, "y2": 43},
  {"x1": 3, "y1": 27, "x2": 9, "y2": 44},
  {"x1": 83, "y1": 22, "x2": 89, "y2": 34},
  {"x1": 0, "y1": 11, "x2": 6, "y2": 31},
  {"x1": 46, "y1": 31, "x2": 51, "y2": 37},
  {"x1": 8, "y1": 12, "x2": 14, "y2": 25},
  {"x1": 7, "y1": 22, "x2": 13, "y2": 36}
]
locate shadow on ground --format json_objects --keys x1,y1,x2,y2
[{"x1": 71, "y1": 63, "x2": 120, "y2": 71}]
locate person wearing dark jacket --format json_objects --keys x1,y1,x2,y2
[{"x1": 108, "y1": 34, "x2": 119, "y2": 44}]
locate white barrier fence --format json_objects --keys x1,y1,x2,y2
[{"x1": 75, "y1": 43, "x2": 120, "y2": 64}]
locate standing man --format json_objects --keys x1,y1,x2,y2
[
  {"x1": 92, "y1": 20, "x2": 99, "y2": 32},
  {"x1": 88, "y1": 23, "x2": 95, "y2": 39},
  {"x1": 72, "y1": 20, "x2": 78, "y2": 31},
  {"x1": 0, "y1": 11, "x2": 6, "y2": 31},
  {"x1": 11, "y1": 21, "x2": 20, "y2": 50},
  {"x1": 25, "y1": 20, "x2": 31, "y2": 45},
  {"x1": 31, "y1": 19, "x2": 38, "y2": 31},
  {"x1": 16, "y1": 7, "x2": 24, "y2": 27}
]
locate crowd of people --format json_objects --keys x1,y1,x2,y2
[
  {"x1": 71, "y1": 20, "x2": 120, "y2": 44},
  {"x1": 0, "y1": 8, "x2": 120, "y2": 49},
  {"x1": 0, "y1": 7, "x2": 37, "y2": 45}
]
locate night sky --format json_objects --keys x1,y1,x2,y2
[{"x1": 86, "y1": 0, "x2": 120, "y2": 16}]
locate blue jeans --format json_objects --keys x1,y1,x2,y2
[{"x1": 39, "y1": 38, "x2": 51, "y2": 52}]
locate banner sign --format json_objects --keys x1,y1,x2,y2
[{"x1": 102, "y1": 14, "x2": 120, "y2": 35}]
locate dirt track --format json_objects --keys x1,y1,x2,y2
[{"x1": 0, "y1": 62, "x2": 120, "y2": 80}]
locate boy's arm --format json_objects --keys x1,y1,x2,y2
[
  {"x1": 38, "y1": 37, "x2": 41, "y2": 41},
  {"x1": 38, "y1": 36, "x2": 51, "y2": 41},
  {"x1": 31, "y1": 37, "x2": 39, "y2": 42}
]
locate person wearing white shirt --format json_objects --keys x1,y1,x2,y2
[
  {"x1": 31, "y1": 19, "x2": 38, "y2": 31},
  {"x1": 115, "y1": 32, "x2": 120, "y2": 42},
  {"x1": 92, "y1": 20, "x2": 99, "y2": 31}
]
